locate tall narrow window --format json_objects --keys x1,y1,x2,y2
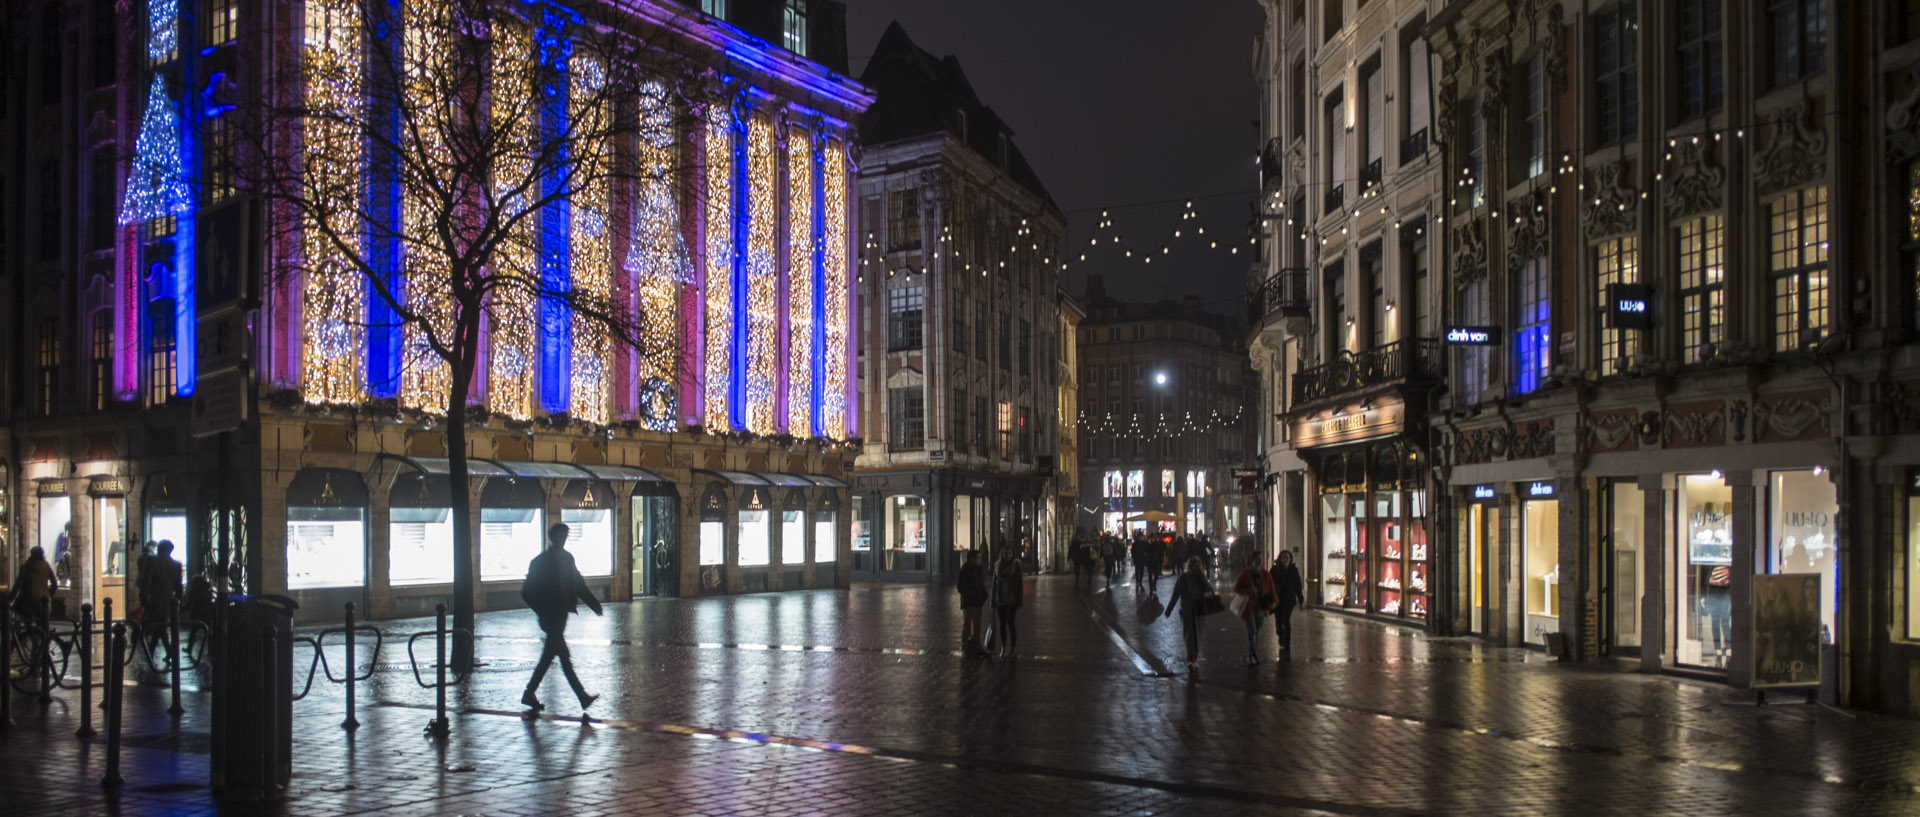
[
  {"x1": 1594, "y1": 4, "x2": 1639, "y2": 146},
  {"x1": 701, "y1": 0, "x2": 729, "y2": 17},
  {"x1": 1325, "y1": 261, "x2": 1347, "y2": 352},
  {"x1": 954, "y1": 302, "x2": 967, "y2": 355},
  {"x1": 974, "y1": 302, "x2": 987, "y2": 358},
  {"x1": 997, "y1": 402, "x2": 1012, "y2": 458},
  {"x1": 782, "y1": 0, "x2": 808, "y2": 57},
  {"x1": 1768, "y1": 187, "x2": 1831, "y2": 352},
  {"x1": 39, "y1": 320, "x2": 60, "y2": 416},
  {"x1": 1403, "y1": 26, "x2": 1431, "y2": 156},
  {"x1": 1906, "y1": 165, "x2": 1920, "y2": 330},
  {"x1": 204, "y1": 113, "x2": 234, "y2": 203},
  {"x1": 1517, "y1": 53, "x2": 1547, "y2": 179},
  {"x1": 1514, "y1": 257, "x2": 1550, "y2": 393},
  {"x1": 1464, "y1": 94, "x2": 1486, "y2": 208},
  {"x1": 1361, "y1": 56, "x2": 1384, "y2": 187},
  {"x1": 952, "y1": 388, "x2": 968, "y2": 454},
  {"x1": 887, "y1": 285, "x2": 924, "y2": 351},
  {"x1": 1769, "y1": 0, "x2": 1827, "y2": 89},
  {"x1": 1677, "y1": 0, "x2": 1724, "y2": 120},
  {"x1": 1326, "y1": 89, "x2": 1347, "y2": 212},
  {"x1": 886, "y1": 188, "x2": 920, "y2": 251},
  {"x1": 1678, "y1": 216, "x2": 1726, "y2": 362},
  {"x1": 90, "y1": 309, "x2": 112, "y2": 411},
  {"x1": 888, "y1": 387, "x2": 925, "y2": 450},
  {"x1": 974, "y1": 395, "x2": 989, "y2": 455},
  {"x1": 1290, "y1": 57, "x2": 1306, "y2": 140},
  {"x1": 149, "y1": 300, "x2": 176, "y2": 405},
  {"x1": 1018, "y1": 318, "x2": 1031, "y2": 378},
  {"x1": 1406, "y1": 224, "x2": 1433, "y2": 338},
  {"x1": 1459, "y1": 279, "x2": 1489, "y2": 403},
  {"x1": 206, "y1": 0, "x2": 238, "y2": 45},
  {"x1": 1593, "y1": 237, "x2": 1639, "y2": 376},
  {"x1": 997, "y1": 314, "x2": 1010, "y2": 370},
  {"x1": 1363, "y1": 242, "x2": 1386, "y2": 349}
]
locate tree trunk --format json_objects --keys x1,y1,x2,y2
[{"x1": 446, "y1": 313, "x2": 482, "y2": 671}]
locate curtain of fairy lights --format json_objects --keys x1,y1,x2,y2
[
  {"x1": 397, "y1": 0, "x2": 454, "y2": 411},
  {"x1": 298, "y1": 0, "x2": 366, "y2": 404},
  {"x1": 744, "y1": 113, "x2": 777, "y2": 435},
  {"x1": 702, "y1": 104, "x2": 735, "y2": 429},
  {"x1": 627, "y1": 81, "x2": 689, "y2": 431},
  {"x1": 568, "y1": 57, "x2": 613, "y2": 426},
  {"x1": 785, "y1": 125, "x2": 814, "y2": 435},
  {"x1": 821, "y1": 137, "x2": 849, "y2": 438},
  {"x1": 488, "y1": 20, "x2": 539, "y2": 420}
]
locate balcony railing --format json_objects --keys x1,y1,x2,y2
[
  {"x1": 1248, "y1": 268, "x2": 1311, "y2": 327},
  {"x1": 1359, "y1": 158, "x2": 1383, "y2": 191},
  {"x1": 1323, "y1": 183, "x2": 1344, "y2": 215},
  {"x1": 1290, "y1": 338, "x2": 1443, "y2": 405},
  {"x1": 1400, "y1": 128, "x2": 1429, "y2": 164}
]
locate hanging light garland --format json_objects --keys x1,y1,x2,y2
[
  {"x1": 399, "y1": 0, "x2": 454, "y2": 412},
  {"x1": 629, "y1": 80, "x2": 685, "y2": 432},
  {"x1": 569, "y1": 55, "x2": 613, "y2": 426},
  {"x1": 702, "y1": 103, "x2": 735, "y2": 430},
  {"x1": 298, "y1": 0, "x2": 365, "y2": 405},
  {"x1": 786, "y1": 125, "x2": 815, "y2": 435},
  {"x1": 488, "y1": 18, "x2": 540, "y2": 421},
  {"x1": 821, "y1": 138, "x2": 850, "y2": 439}
]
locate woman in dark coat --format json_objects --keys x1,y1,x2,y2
[
  {"x1": 991, "y1": 548, "x2": 1025, "y2": 658},
  {"x1": 1269, "y1": 550, "x2": 1306, "y2": 653},
  {"x1": 1162, "y1": 556, "x2": 1209, "y2": 668}
]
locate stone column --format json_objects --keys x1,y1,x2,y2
[
  {"x1": 1639, "y1": 473, "x2": 1666, "y2": 673},
  {"x1": 1728, "y1": 470, "x2": 1758, "y2": 688}
]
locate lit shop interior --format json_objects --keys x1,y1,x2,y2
[{"x1": 1313, "y1": 442, "x2": 1429, "y2": 621}]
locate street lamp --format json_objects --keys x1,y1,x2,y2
[{"x1": 1154, "y1": 372, "x2": 1167, "y2": 386}]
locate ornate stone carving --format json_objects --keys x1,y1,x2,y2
[
  {"x1": 1664, "y1": 409, "x2": 1721, "y2": 445},
  {"x1": 1753, "y1": 397, "x2": 1831, "y2": 440},
  {"x1": 1506, "y1": 192, "x2": 1549, "y2": 271},
  {"x1": 1452, "y1": 221, "x2": 1488, "y2": 289},
  {"x1": 1510, "y1": 419, "x2": 1555, "y2": 459},
  {"x1": 1436, "y1": 82, "x2": 1458, "y2": 147},
  {"x1": 1878, "y1": 383, "x2": 1920, "y2": 435},
  {"x1": 1537, "y1": 4, "x2": 1567, "y2": 87},
  {"x1": 1663, "y1": 138, "x2": 1725, "y2": 219},
  {"x1": 1587, "y1": 412, "x2": 1634, "y2": 451},
  {"x1": 1582, "y1": 160, "x2": 1637, "y2": 240},
  {"x1": 1480, "y1": 47, "x2": 1509, "y2": 122},
  {"x1": 1754, "y1": 102, "x2": 1829, "y2": 198},
  {"x1": 1887, "y1": 66, "x2": 1920, "y2": 164}
]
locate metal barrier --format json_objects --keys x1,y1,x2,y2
[
  {"x1": 75, "y1": 604, "x2": 94, "y2": 739},
  {"x1": 405, "y1": 604, "x2": 470, "y2": 739}
]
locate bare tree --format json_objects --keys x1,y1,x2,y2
[{"x1": 236, "y1": 0, "x2": 712, "y2": 666}]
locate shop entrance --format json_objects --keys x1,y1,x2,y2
[
  {"x1": 1519, "y1": 484, "x2": 1560, "y2": 647},
  {"x1": 631, "y1": 493, "x2": 677, "y2": 597},
  {"x1": 1466, "y1": 489, "x2": 1495, "y2": 635},
  {"x1": 1675, "y1": 472, "x2": 1732, "y2": 669},
  {"x1": 1601, "y1": 480, "x2": 1645, "y2": 656}
]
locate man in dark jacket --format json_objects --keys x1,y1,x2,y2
[
  {"x1": 1269, "y1": 550, "x2": 1307, "y2": 653},
  {"x1": 1129, "y1": 536, "x2": 1149, "y2": 593},
  {"x1": 521, "y1": 523, "x2": 604, "y2": 713},
  {"x1": 956, "y1": 550, "x2": 989, "y2": 655}
]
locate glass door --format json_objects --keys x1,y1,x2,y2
[
  {"x1": 1521, "y1": 498, "x2": 1559, "y2": 646},
  {"x1": 1468, "y1": 500, "x2": 1488, "y2": 634},
  {"x1": 1676, "y1": 473, "x2": 1732, "y2": 669},
  {"x1": 1605, "y1": 481, "x2": 1645, "y2": 655}
]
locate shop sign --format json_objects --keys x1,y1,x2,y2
[
  {"x1": 1231, "y1": 468, "x2": 1261, "y2": 479},
  {"x1": 87, "y1": 477, "x2": 126, "y2": 496},
  {"x1": 1293, "y1": 399, "x2": 1404, "y2": 448},
  {"x1": 1606, "y1": 284, "x2": 1654, "y2": 330},
  {"x1": 1753, "y1": 573, "x2": 1822, "y2": 688},
  {"x1": 1525, "y1": 481, "x2": 1555, "y2": 498},
  {"x1": 36, "y1": 480, "x2": 67, "y2": 496},
  {"x1": 1443, "y1": 325, "x2": 1501, "y2": 345},
  {"x1": 1471, "y1": 485, "x2": 1496, "y2": 501}
]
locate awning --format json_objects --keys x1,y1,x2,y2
[
  {"x1": 803, "y1": 474, "x2": 848, "y2": 489},
  {"x1": 757, "y1": 472, "x2": 814, "y2": 487},
  {"x1": 380, "y1": 455, "x2": 515, "y2": 479},
  {"x1": 696, "y1": 470, "x2": 771, "y2": 486},
  {"x1": 573, "y1": 463, "x2": 668, "y2": 483}
]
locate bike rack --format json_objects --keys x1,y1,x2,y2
[{"x1": 405, "y1": 604, "x2": 471, "y2": 740}]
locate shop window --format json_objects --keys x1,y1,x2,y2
[
  {"x1": 41, "y1": 494, "x2": 74, "y2": 589},
  {"x1": 95, "y1": 495, "x2": 128, "y2": 578},
  {"x1": 814, "y1": 509, "x2": 837, "y2": 563},
  {"x1": 737, "y1": 509, "x2": 771, "y2": 567},
  {"x1": 561, "y1": 508, "x2": 614, "y2": 577},
  {"x1": 1908, "y1": 164, "x2": 1920, "y2": 330},
  {"x1": 1767, "y1": 187, "x2": 1829, "y2": 352},
  {"x1": 1521, "y1": 490, "x2": 1560, "y2": 646},
  {"x1": 1593, "y1": 236, "x2": 1639, "y2": 376},
  {"x1": 287, "y1": 506, "x2": 366, "y2": 589},
  {"x1": 1677, "y1": 0, "x2": 1724, "y2": 120},
  {"x1": 1767, "y1": 0, "x2": 1827, "y2": 90},
  {"x1": 1592, "y1": 4, "x2": 1638, "y2": 146},
  {"x1": 1104, "y1": 470, "x2": 1123, "y2": 499},
  {"x1": 147, "y1": 510, "x2": 188, "y2": 574},
  {"x1": 1607, "y1": 481, "x2": 1645, "y2": 651},
  {"x1": 781, "y1": 509, "x2": 806, "y2": 565},
  {"x1": 1678, "y1": 215, "x2": 1726, "y2": 363},
  {"x1": 1678, "y1": 472, "x2": 1733, "y2": 668},
  {"x1": 1161, "y1": 469, "x2": 1175, "y2": 497},
  {"x1": 390, "y1": 506, "x2": 454, "y2": 586},
  {"x1": 886, "y1": 495, "x2": 926, "y2": 571},
  {"x1": 480, "y1": 507, "x2": 545, "y2": 582},
  {"x1": 1126, "y1": 470, "x2": 1144, "y2": 497},
  {"x1": 1908, "y1": 477, "x2": 1920, "y2": 640},
  {"x1": 702, "y1": 518, "x2": 726, "y2": 566},
  {"x1": 1767, "y1": 469, "x2": 1837, "y2": 635}
]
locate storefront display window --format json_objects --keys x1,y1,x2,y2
[
  {"x1": 851, "y1": 496, "x2": 870, "y2": 554},
  {"x1": 1768, "y1": 469, "x2": 1837, "y2": 636},
  {"x1": 390, "y1": 507, "x2": 454, "y2": 586},
  {"x1": 287, "y1": 507, "x2": 367, "y2": 589},
  {"x1": 738, "y1": 510, "x2": 772, "y2": 566},
  {"x1": 782, "y1": 509, "x2": 806, "y2": 565},
  {"x1": 1406, "y1": 490, "x2": 1428, "y2": 619},
  {"x1": 1677, "y1": 472, "x2": 1732, "y2": 668},
  {"x1": 1608, "y1": 482, "x2": 1644, "y2": 651},
  {"x1": 1375, "y1": 492, "x2": 1403, "y2": 615},
  {"x1": 886, "y1": 495, "x2": 926, "y2": 571},
  {"x1": 1161, "y1": 470, "x2": 1175, "y2": 497},
  {"x1": 954, "y1": 496, "x2": 973, "y2": 552},
  {"x1": 561, "y1": 508, "x2": 614, "y2": 577},
  {"x1": 480, "y1": 507, "x2": 545, "y2": 581},
  {"x1": 1467, "y1": 495, "x2": 1488, "y2": 633},
  {"x1": 631, "y1": 494, "x2": 676, "y2": 598},
  {"x1": 95, "y1": 496, "x2": 128, "y2": 577},
  {"x1": 148, "y1": 512, "x2": 188, "y2": 571},
  {"x1": 1521, "y1": 485, "x2": 1559, "y2": 647},
  {"x1": 1126, "y1": 470, "x2": 1144, "y2": 498},
  {"x1": 815, "y1": 511, "x2": 837, "y2": 563},
  {"x1": 700, "y1": 520, "x2": 725, "y2": 566},
  {"x1": 1320, "y1": 493, "x2": 1358, "y2": 607},
  {"x1": 40, "y1": 494, "x2": 74, "y2": 588}
]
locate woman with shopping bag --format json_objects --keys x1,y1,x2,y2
[{"x1": 1232, "y1": 551, "x2": 1278, "y2": 665}]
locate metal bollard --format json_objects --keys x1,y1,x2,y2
[
  {"x1": 76, "y1": 603, "x2": 95, "y2": 739},
  {"x1": 168, "y1": 593, "x2": 183, "y2": 717},
  {"x1": 101, "y1": 623, "x2": 125, "y2": 788},
  {"x1": 39, "y1": 598, "x2": 53, "y2": 704},
  {"x1": 343, "y1": 602, "x2": 360, "y2": 731},
  {"x1": 427, "y1": 604, "x2": 450, "y2": 739},
  {"x1": 97, "y1": 597, "x2": 113, "y2": 710}
]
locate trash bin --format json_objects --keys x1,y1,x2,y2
[{"x1": 210, "y1": 594, "x2": 298, "y2": 797}]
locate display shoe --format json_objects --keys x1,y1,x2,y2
[{"x1": 521, "y1": 691, "x2": 544, "y2": 711}]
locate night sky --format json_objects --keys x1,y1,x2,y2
[{"x1": 845, "y1": 1, "x2": 1267, "y2": 313}]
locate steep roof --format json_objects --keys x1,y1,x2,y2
[{"x1": 857, "y1": 21, "x2": 1059, "y2": 212}]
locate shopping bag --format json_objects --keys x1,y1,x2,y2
[
  {"x1": 1198, "y1": 593, "x2": 1225, "y2": 617},
  {"x1": 1228, "y1": 592, "x2": 1251, "y2": 618},
  {"x1": 982, "y1": 625, "x2": 996, "y2": 652}
]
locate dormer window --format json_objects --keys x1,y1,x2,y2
[{"x1": 783, "y1": 0, "x2": 808, "y2": 57}]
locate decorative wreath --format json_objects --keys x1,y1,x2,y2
[{"x1": 639, "y1": 376, "x2": 678, "y2": 431}]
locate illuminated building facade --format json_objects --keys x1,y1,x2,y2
[
  {"x1": 850, "y1": 23, "x2": 1068, "y2": 581},
  {"x1": 0, "y1": 0, "x2": 872, "y2": 621}
]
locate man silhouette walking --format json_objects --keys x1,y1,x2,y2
[{"x1": 521, "y1": 522, "x2": 604, "y2": 713}]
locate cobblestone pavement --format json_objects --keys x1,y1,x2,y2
[{"x1": 5, "y1": 570, "x2": 1920, "y2": 816}]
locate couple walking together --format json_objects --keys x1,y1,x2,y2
[{"x1": 1164, "y1": 549, "x2": 1304, "y2": 667}]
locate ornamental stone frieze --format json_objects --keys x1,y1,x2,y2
[
  {"x1": 1663, "y1": 138, "x2": 1725, "y2": 220},
  {"x1": 1505, "y1": 192, "x2": 1549, "y2": 271},
  {"x1": 1752, "y1": 391, "x2": 1833, "y2": 443},
  {"x1": 1874, "y1": 381, "x2": 1920, "y2": 435},
  {"x1": 1451, "y1": 221, "x2": 1489, "y2": 288},
  {"x1": 1662, "y1": 400, "x2": 1724, "y2": 448},
  {"x1": 1581, "y1": 160, "x2": 1637, "y2": 241},
  {"x1": 1753, "y1": 101, "x2": 1829, "y2": 198},
  {"x1": 1585, "y1": 409, "x2": 1638, "y2": 452},
  {"x1": 1887, "y1": 65, "x2": 1920, "y2": 164}
]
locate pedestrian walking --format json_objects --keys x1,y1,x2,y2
[
  {"x1": 1130, "y1": 536, "x2": 1149, "y2": 593},
  {"x1": 1144, "y1": 535, "x2": 1165, "y2": 596},
  {"x1": 1269, "y1": 550, "x2": 1306, "y2": 653},
  {"x1": 1071, "y1": 538, "x2": 1095, "y2": 589},
  {"x1": 1162, "y1": 556, "x2": 1213, "y2": 668},
  {"x1": 9, "y1": 546, "x2": 57, "y2": 632},
  {"x1": 1103, "y1": 536, "x2": 1122, "y2": 584},
  {"x1": 520, "y1": 522, "x2": 604, "y2": 713},
  {"x1": 957, "y1": 550, "x2": 989, "y2": 655},
  {"x1": 991, "y1": 547, "x2": 1024, "y2": 658},
  {"x1": 1232, "y1": 550, "x2": 1278, "y2": 665}
]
